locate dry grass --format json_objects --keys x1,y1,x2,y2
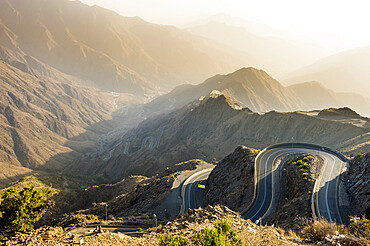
[{"x1": 300, "y1": 219, "x2": 339, "y2": 241}]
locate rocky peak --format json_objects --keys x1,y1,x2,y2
[
  {"x1": 206, "y1": 145, "x2": 257, "y2": 213},
  {"x1": 318, "y1": 107, "x2": 362, "y2": 118},
  {"x1": 199, "y1": 92, "x2": 249, "y2": 112}
]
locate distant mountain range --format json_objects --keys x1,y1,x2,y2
[
  {"x1": 1, "y1": 0, "x2": 367, "y2": 101},
  {"x1": 285, "y1": 45, "x2": 370, "y2": 98},
  {"x1": 142, "y1": 67, "x2": 370, "y2": 117},
  {"x1": 0, "y1": 0, "x2": 259, "y2": 96},
  {"x1": 288, "y1": 81, "x2": 370, "y2": 117},
  {"x1": 185, "y1": 18, "x2": 326, "y2": 77}
]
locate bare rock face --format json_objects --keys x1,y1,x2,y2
[
  {"x1": 206, "y1": 146, "x2": 257, "y2": 213},
  {"x1": 347, "y1": 153, "x2": 370, "y2": 218},
  {"x1": 0, "y1": 60, "x2": 121, "y2": 187}
]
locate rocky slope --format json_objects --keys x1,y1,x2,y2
[
  {"x1": 0, "y1": 0, "x2": 256, "y2": 95},
  {"x1": 0, "y1": 60, "x2": 140, "y2": 187},
  {"x1": 4, "y1": 160, "x2": 208, "y2": 226},
  {"x1": 70, "y1": 160, "x2": 204, "y2": 220},
  {"x1": 3, "y1": 205, "x2": 307, "y2": 246},
  {"x1": 0, "y1": 46, "x2": 89, "y2": 87},
  {"x1": 346, "y1": 153, "x2": 370, "y2": 218},
  {"x1": 69, "y1": 93, "x2": 369, "y2": 181},
  {"x1": 206, "y1": 146, "x2": 256, "y2": 213}
]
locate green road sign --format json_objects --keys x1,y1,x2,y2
[{"x1": 198, "y1": 184, "x2": 206, "y2": 189}]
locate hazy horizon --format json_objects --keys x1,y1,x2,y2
[{"x1": 80, "y1": 0, "x2": 370, "y2": 53}]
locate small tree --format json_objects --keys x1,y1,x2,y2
[
  {"x1": 0, "y1": 186, "x2": 55, "y2": 233},
  {"x1": 193, "y1": 220, "x2": 242, "y2": 246},
  {"x1": 159, "y1": 234, "x2": 189, "y2": 246}
]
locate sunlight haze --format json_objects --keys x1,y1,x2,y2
[{"x1": 80, "y1": 0, "x2": 370, "y2": 52}]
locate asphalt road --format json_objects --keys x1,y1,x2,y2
[
  {"x1": 180, "y1": 144, "x2": 347, "y2": 225},
  {"x1": 242, "y1": 145, "x2": 346, "y2": 224},
  {"x1": 179, "y1": 169, "x2": 213, "y2": 215}
]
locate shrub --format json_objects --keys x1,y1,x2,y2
[
  {"x1": 302, "y1": 163, "x2": 310, "y2": 169},
  {"x1": 108, "y1": 214, "x2": 116, "y2": 221},
  {"x1": 86, "y1": 214, "x2": 97, "y2": 221},
  {"x1": 0, "y1": 187, "x2": 55, "y2": 233},
  {"x1": 300, "y1": 219, "x2": 339, "y2": 241},
  {"x1": 297, "y1": 160, "x2": 306, "y2": 167},
  {"x1": 136, "y1": 227, "x2": 143, "y2": 232},
  {"x1": 159, "y1": 234, "x2": 188, "y2": 246},
  {"x1": 193, "y1": 220, "x2": 242, "y2": 246},
  {"x1": 347, "y1": 216, "x2": 370, "y2": 240}
]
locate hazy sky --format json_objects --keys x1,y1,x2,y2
[{"x1": 80, "y1": 0, "x2": 370, "y2": 52}]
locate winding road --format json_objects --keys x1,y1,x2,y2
[
  {"x1": 180, "y1": 143, "x2": 348, "y2": 224},
  {"x1": 180, "y1": 169, "x2": 213, "y2": 215}
]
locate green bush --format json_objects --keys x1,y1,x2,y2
[
  {"x1": 86, "y1": 214, "x2": 97, "y2": 221},
  {"x1": 302, "y1": 163, "x2": 310, "y2": 169},
  {"x1": 159, "y1": 234, "x2": 189, "y2": 246},
  {"x1": 193, "y1": 220, "x2": 242, "y2": 246},
  {"x1": 136, "y1": 227, "x2": 143, "y2": 232},
  {"x1": 297, "y1": 160, "x2": 305, "y2": 167},
  {"x1": 0, "y1": 187, "x2": 55, "y2": 233}
]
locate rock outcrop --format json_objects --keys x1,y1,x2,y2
[
  {"x1": 318, "y1": 107, "x2": 362, "y2": 118},
  {"x1": 347, "y1": 153, "x2": 370, "y2": 218},
  {"x1": 206, "y1": 146, "x2": 256, "y2": 213}
]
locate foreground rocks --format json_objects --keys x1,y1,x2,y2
[
  {"x1": 3, "y1": 226, "x2": 157, "y2": 246},
  {"x1": 3, "y1": 205, "x2": 304, "y2": 245}
]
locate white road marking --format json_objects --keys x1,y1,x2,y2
[{"x1": 325, "y1": 154, "x2": 336, "y2": 222}]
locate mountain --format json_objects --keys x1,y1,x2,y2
[
  {"x1": 142, "y1": 67, "x2": 306, "y2": 116},
  {"x1": 284, "y1": 45, "x2": 370, "y2": 98},
  {"x1": 0, "y1": 60, "x2": 142, "y2": 187},
  {"x1": 0, "y1": 0, "x2": 257, "y2": 96},
  {"x1": 68, "y1": 93, "x2": 369, "y2": 181},
  {"x1": 186, "y1": 21, "x2": 324, "y2": 77},
  {"x1": 0, "y1": 46, "x2": 90, "y2": 87},
  {"x1": 139, "y1": 67, "x2": 370, "y2": 118},
  {"x1": 288, "y1": 81, "x2": 370, "y2": 116}
]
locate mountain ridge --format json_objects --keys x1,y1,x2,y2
[
  {"x1": 139, "y1": 67, "x2": 370, "y2": 118},
  {"x1": 0, "y1": 60, "x2": 142, "y2": 187},
  {"x1": 68, "y1": 93, "x2": 369, "y2": 181},
  {"x1": 0, "y1": 0, "x2": 258, "y2": 95}
]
